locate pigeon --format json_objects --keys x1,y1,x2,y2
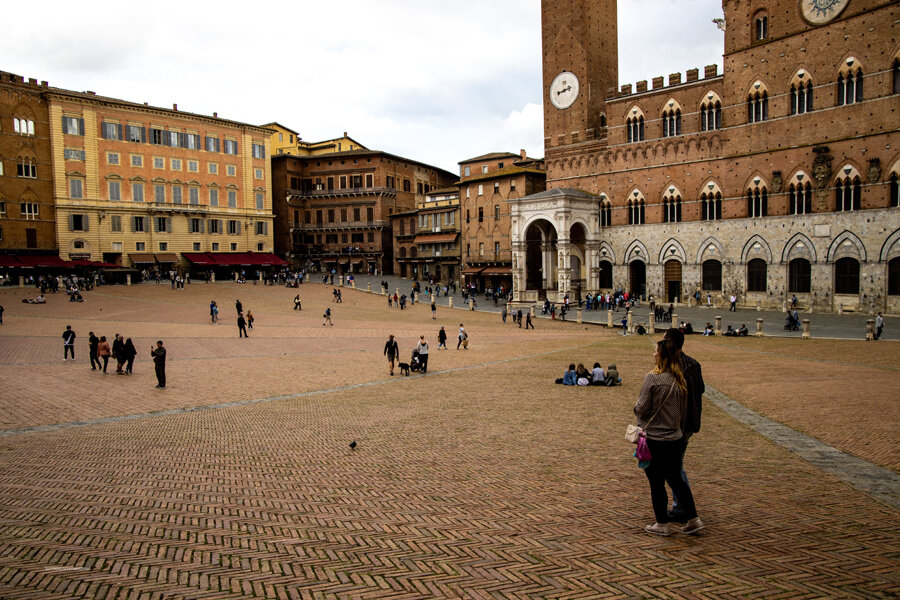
[{"x1": 349, "y1": 441, "x2": 357, "y2": 450}]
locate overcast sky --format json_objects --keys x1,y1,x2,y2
[{"x1": 4, "y1": 0, "x2": 724, "y2": 173}]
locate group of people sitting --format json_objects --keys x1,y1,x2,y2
[
  {"x1": 723, "y1": 324, "x2": 749, "y2": 336},
  {"x1": 556, "y1": 363, "x2": 621, "y2": 386},
  {"x1": 22, "y1": 295, "x2": 46, "y2": 304}
]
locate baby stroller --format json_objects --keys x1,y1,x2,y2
[
  {"x1": 410, "y1": 350, "x2": 425, "y2": 373},
  {"x1": 784, "y1": 314, "x2": 800, "y2": 331}
]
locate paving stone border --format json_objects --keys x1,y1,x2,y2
[{"x1": 706, "y1": 385, "x2": 900, "y2": 511}]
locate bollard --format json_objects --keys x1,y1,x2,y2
[
  {"x1": 577, "y1": 309, "x2": 583, "y2": 324},
  {"x1": 648, "y1": 313, "x2": 655, "y2": 335},
  {"x1": 396, "y1": 288, "x2": 400, "y2": 297},
  {"x1": 18, "y1": 275, "x2": 25, "y2": 288},
  {"x1": 627, "y1": 310, "x2": 634, "y2": 333},
  {"x1": 756, "y1": 318, "x2": 764, "y2": 337},
  {"x1": 838, "y1": 303, "x2": 843, "y2": 315},
  {"x1": 866, "y1": 319, "x2": 875, "y2": 341},
  {"x1": 469, "y1": 298, "x2": 475, "y2": 311},
  {"x1": 671, "y1": 313, "x2": 678, "y2": 331},
  {"x1": 258, "y1": 272, "x2": 263, "y2": 283},
  {"x1": 801, "y1": 318, "x2": 811, "y2": 339},
  {"x1": 234, "y1": 273, "x2": 239, "y2": 282},
  {"x1": 714, "y1": 315, "x2": 722, "y2": 336},
  {"x1": 211, "y1": 272, "x2": 216, "y2": 282},
  {"x1": 757, "y1": 301, "x2": 762, "y2": 312},
  {"x1": 530, "y1": 306, "x2": 535, "y2": 317},
  {"x1": 674, "y1": 297, "x2": 679, "y2": 307},
  {"x1": 448, "y1": 297, "x2": 454, "y2": 308},
  {"x1": 126, "y1": 274, "x2": 132, "y2": 286},
  {"x1": 607, "y1": 309, "x2": 613, "y2": 328},
  {"x1": 367, "y1": 282, "x2": 371, "y2": 292},
  {"x1": 352, "y1": 280, "x2": 356, "y2": 289}
]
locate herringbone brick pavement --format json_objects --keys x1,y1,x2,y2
[{"x1": 0, "y1": 283, "x2": 897, "y2": 599}]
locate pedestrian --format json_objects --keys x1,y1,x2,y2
[
  {"x1": 634, "y1": 337, "x2": 703, "y2": 536},
  {"x1": 0, "y1": 303, "x2": 4, "y2": 325},
  {"x1": 502, "y1": 305, "x2": 508, "y2": 323},
  {"x1": 457, "y1": 323, "x2": 467, "y2": 350},
  {"x1": 663, "y1": 328, "x2": 704, "y2": 523},
  {"x1": 706, "y1": 292, "x2": 712, "y2": 307},
  {"x1": 62, "y1": 325, "x2": 76, "y2": 361},
  {"x1": 323, "y1": 307, "x2": 333, "y2": 326},
  {"x1": 387, "y1": 294, "x2": 392, "y2": 308},
  {"x1": 518, "y1": 309, "x2": 524, "y2": 328},
  {"x1": 729, "y1": 293, "x2": 737, "y2": 312},
  {"x1": 113, "y1": 334, "x2": 125, "y2": 373},
  {"x1": 393, "y1": 292, "x2": 399, "y2": 307},
  {"x1": 294, "y1": 294, "x2": 302, "y2": 310},
  {"x1": 88, "y1": 331, "x2": 100, "y2": 370},
  {"x1": 210, "y1": 300, "x2": 218, "y2": 324},
  {"x1": 97, "y1": 335, "x2": 111, "y2": 373},
  {"x1": 431, "y1": 299, "x2": 436, "y2": 319},
  {"x1": 416, "y1": 335, "x2": 429, "y2": 373},
  {"x1": 384, "y1": 334, "x2": 399, "y2": 376},
  {"x1": 438, "y1": 326, "x2": 448, "y2": 349},
  {"x1": 151, "y1": 340, "x2": 166, "y2": 388},
  {"x1": 875, "y1": 312, "x2": 884, "y2": 340},
  {"x1": 526, "y1": 312, "x2": 534, "y2": 329},
  {"x1": 123, "y1": 338, "x2": 137, "y2": 374},
  {"x1": 235, "y1": 299, "x2": 243, "y2": 316},
  {"x1": 246, "y1": 310, "x2": 254, "y2": 330},
  {"x1": 238, "y1": 314, "x2": 249, "y2": 337}
]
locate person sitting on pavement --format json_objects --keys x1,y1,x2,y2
[
  {"x1": 703, "y1": 323, "x2": 714, "y2": 336},
  {"x1": 557, "y1": 363, "x2": 578, "y2": 385},
  {"x1": 737, "y1": 323, "x2": 749, "y2": 336},
  {"x1": 590, "y1": 362, "x2": 605, "y2": 386},
  {"x1": 575, "y1": 363, "x2": 592, "y2": 386},
  {"x1": 723, "y1": 325, "x2": 736, "y2": 336}
]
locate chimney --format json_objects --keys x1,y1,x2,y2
[
  {"x1": 173, "y1": 103, "x2": 178, "y2": 111},
  {"x1": 213, "y1": 112, "x2": 218, "y2": 118},
  {"x1": 28, "y1": 78, "x2": 37, "y2": 85},
  {"x1": 41, "y1": 81, "x2": 48, "y2": 87},
  {"x1": 343, "y1": 131, "x2": 347, "y2": 137},
  {"x1": 520, "y1": 149, "x2": 526, "y2": 159}
]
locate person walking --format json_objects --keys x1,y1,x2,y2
[
  {"x1": 729, "y1": 293, "x2": 737, "y2": 312},
  {"x1": 246, "y1": 310, "x2": 254, "y2": 330},
  {"x1": 437, "y1": 326, "x2": 448, "y2": 349},
  {"x1": 151, "y1": 340, "x2": 166, "y2": 388},
  {"x1": 122, "y1": 338, "x2": 137, "y2": 374},
  {"x1": 322, "y1": 307, "x2": 333, "y2": 326},
  {"x1": 62, "y1": 325, "x2": 76, "y2": 361},
  {"x1": 235, "y1": 299, "x2": 243, "y2": 316},
  {"x1": 634, "y1": 338, "x2": 703, "y2": 536},
  {"x1": 238, "y1": 314, "x2": 249, "y2": 337},
  {"x1": 431, "y1": 299, "x2": 437, "y2": 319},
  {"x1": 416, "y1": 335, "x2": 429, "y2": 373},
  {"x1": 526, "y1": 312, "x2": 534, "y2": 329},
  {"x1": 384, "y1": 334, "x2": 399, "y2": 376},
  {"x1": 113, "y1": 334, "x2": 126, "y2": 373},
  {"x1": 210, "y1": 300, "x2": 218, "y2": 324},
  {"x1": 97, "y1": 336, "x2": 111, "y2": 373},
  {"x1": 88, "y1": 331, "x2": 100, "y2": 370},
  {"x1": 0, "y1": 303, "x2": 4, "y2": 325},
  {"x1": 875, "y1": 312, "x2": 884, "y2": 340},
  {"x1": 518, "y1": 309, "x2": 524, "y2": 328},
  {"x1": 502, "y1": 305, "x2": 508, "y2": 323},
  {"x1": 294, "y1": 295, "x2": 302, "y2": 310},
  {"x1": 457, "y1": 324, "x2": 467, "y2": 350}
]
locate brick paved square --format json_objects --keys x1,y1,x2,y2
[{"x1": 0, "y1": 283, "x2": 897, "y2": 599}]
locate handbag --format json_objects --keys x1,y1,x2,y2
[{"x1": 625, "y1": 379, "x2": 676, "y2": 443}]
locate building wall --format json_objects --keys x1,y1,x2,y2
[
  {"x1": 0, "y1": 73, "x2": 57, "y2": 254},
  {"x1": 47, "y1": 93, "x2": 273, "y2": 268},
  {"x1": 531, "y1": 0, "x2": 900, "y2": 311}
]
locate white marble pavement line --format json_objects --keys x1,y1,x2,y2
[{"x1": 705, "y1": 385, "x2": 900, "y2": 511}]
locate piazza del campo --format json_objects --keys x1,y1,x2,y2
[{"x1": 0, "y1": 1, "x2": 898, "y2": 599}]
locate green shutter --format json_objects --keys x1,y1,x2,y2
[
  {"x1": 82, "y1": 214, "x2": 89, "y2": 232},
  {"x1": 77, "y1": 118, "x2": 85, "y2": 135},
  {"x1": 68, "y1": 214, "x2": 74, "y2": 231}
]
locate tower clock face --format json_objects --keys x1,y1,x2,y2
[
  {"x1": 549, "y1": 71, "x2": 579, "y2": 110},
  {"x1": 800, "y1": 0, "x2": 850, "y2": 24}
]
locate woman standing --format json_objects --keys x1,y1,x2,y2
[
  {"x1": 123, "y1": 338, "x2": 137, "y2": 374},
  {"x1": 634, "y1": 339, "x2": 703, "y2": 536},
  {"x1": 97, "y1": 336, "x2": 111, "y2": 374}
]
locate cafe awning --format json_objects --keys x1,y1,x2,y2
[
  {"x1": 413, "y1": 233, "x2": 458, "y2": 245},
  {"x1": 481, "y1": 266, "x2": 512, "y2": 275},
  {"x1": 183, "y1": 253, "x2": 215, "y2": 266},
  {"x1": 461, "y1": 266, "x2": 485, "y2": 275},
  {"x1": 129, "y1": 253, "x2": 157, "y2": 264},
  {"x1": 154, "y1": 253, "x2": 179, "y2": 263}
]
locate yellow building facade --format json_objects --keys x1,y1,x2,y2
[
  {"x1": 47, "y1": 90, "x2": 274, "y2": 270},
  {"x1": 262, "y1": 123, "x2": 367, "y2": 157}
]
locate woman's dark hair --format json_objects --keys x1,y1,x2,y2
[
  {"x1": 568, "y1": 363, "x2": 576, "y2": 370},
  {"x1": 593, "y1": 362, "x2": 601, "y2": 369}
]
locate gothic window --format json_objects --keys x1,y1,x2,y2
[
  {"x1": 599, "y1": 201, "x2": 612, "y2": 227},
  {"x1": 700, "y1": 96, "x2": 722, "y2": 131},
  {"x1": 837, "y1": 63, "x2": 864, "y2": 106},
  {"x1": 789, "y1": 258, "x2": 811, "y2": 293},
  {"x1": 747, "y1": 182, "x2": 768, "y2": 217},
  {"x1": 627, "y1": 199, "x2": 645, "y2": 225},
  {"x1": 789, "y1": 181, "x2": 813, "y2": 214},
  {"x1": 701, "y1": 191, "x2": 722, "y2": 220},
  {"x1": 747, "y1": 90, "x2": 769, "y2": 123},
  {"x1": 626, "y1": 109, "x2": 645, "y2": 143},
  {"x1": 790, "y1": 78, "x2": 813, "y2": 115},
  {"x1": 834, "y1": 257, "x2": 860, "y2": 294},
  {"x1": 834, "y1": 174, "x2": 861, "y2": 211},
  {"x1": 661, "y1": 106, "x2": 681, "y2": 138},
  {"x1": 889, "y1": 257, "x2": 900, "y2": 296},
  {"x1": 662, "y1": 193, "x2": 681, "y2": 223},
  {"x1": 747, "y1": 259, "x2": 767, "y2": 292},
  {"x1": 755, "y1": 15, "x2": 768, "y2": 41}
]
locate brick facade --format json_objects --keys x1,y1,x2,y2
[{"x1": 512, "y1": 0, "x2": 900, "y2": 312}]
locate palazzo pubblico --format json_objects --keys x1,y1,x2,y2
[{"x1": 511, "y1": 0, "x2": 900, "y2": 313}]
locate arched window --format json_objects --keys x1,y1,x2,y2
[
  {"x1": 626, "y1": 114, "x2": 645, "y2": 143},
  {"x1": 837, "y1": 63, "x2": 864, "y2": 106},
  {"x1": 893, "y1": 58, "x2": 900, "y2": 95},
  {"x1": 627, "y1": 197, "x2": 645, "y2": 225},
  {"x1": 599, "y1": 114, "x2": 607, "y2": 127},
  {"x1": 398, "y1": 247, "x2": 407, "y2": 258},
  {"x1": 789, "y1": 258, "x2": 811, "y2": 293},
  {"x1": 747, "y1": 88, "x2": 769, "y2": 123},
  {"x1": 599, "y1": 200, "x2": 612, "y2": 227},
  {"x1": 701, "y1": 190, "x2": 722, "y2": 221},
  {"x1": 661, "y1": 105, "x2": 681, "y2": 138},
  {"x1": 747, "y1": 258, "x2": 767, "y2": 292},
  {"x1": 399, "y1": 220, "x2": 405, "y2": 236},
  {"x1": 754, "y1": 15, "x2": 768, "y2": 40},
  {"x1": 410, "y1": 246, "x2": 418, "y2": 259},
  {"x1": 747, "y1": 181, "x2": 768, "y2": 217},
  {"x1": 16, "y1": 157, "x2": 37, "y2": 178},
  {"x1": 888, "y1": 257, "x2": 900, "y2": 296},
  {"x1": 890, "y1": 172, "x2": 899, "y2": 208},
  {"x1": 789, "y1": 180, "x2": 813, "y2": 214},
  {"x1": 835, "y1": 174, "x2": 861, "y2": 211},
  {"x1": 662, "y1": 192, "x2": 681, "y2": 223},
  {"x1": 700, "y1": 96, "x2": 722, "y2": 131},
  {"x1": 834, "y1": 257, "x2": 859, "y2": 294},
  {"x1": 702, "y1": 260, "x2": 722, "y2": 291},
  {"x1": 790, "y1": 73, "x2": 813, "y2": 115}
]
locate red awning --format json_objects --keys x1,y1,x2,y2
[
  {"x1": 0, "y1": 256, "x2": 22, "y2": 267},
  {"x1": 183, "y1": 253, "x2": 215, "y2": 265},
  {"x1": 481, "y1": 267, "x2": 511, "y2": 275},
  {"x1": 413, "y1": 233, "x2": 458, "y2": 245},
  {"x1": 461, "y1": 266, "x2": 485, "y2": 275},
  {"x1": 246, "y1": 252, "x2": 287, "y2": 266},
  {"x1": 15, "y1": 256, "x2": 73, "y2": 268}
]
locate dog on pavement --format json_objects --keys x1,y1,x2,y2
[{"x1": 397, "y1": 362, "x2": 411, "y2": 376}]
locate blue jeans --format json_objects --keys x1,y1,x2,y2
[{"x1": 671, "y1": 437, "x2": 691, "y2": 513}]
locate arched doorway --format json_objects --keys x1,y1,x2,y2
[
  {"x1": 569, "y1": 222, "x2": 586, "y2": 297},
  {"x1": 629, "y1": 261, "x2": 646, "y2": 298},
  {"x1": 524, "y1": 219, "x2": 557, "y2": 296},
  {"x1": 664, "y1": 259, "x2": 682, "y2": 302}
]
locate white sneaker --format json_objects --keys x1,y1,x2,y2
[
  {"x1": 681, "y1": 517, "x2": 705, "y2": 535},
  {"x1": 644, "y1": 522, "x2": 670, "y2": 536}
]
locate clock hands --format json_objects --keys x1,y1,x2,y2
[{"x1": 556, "y1": 85, "x2": 572, "y2": 96}]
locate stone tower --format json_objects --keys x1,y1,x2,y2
[{"x1": 541, "y1": 0, "x2": 618, "y2": 153}]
